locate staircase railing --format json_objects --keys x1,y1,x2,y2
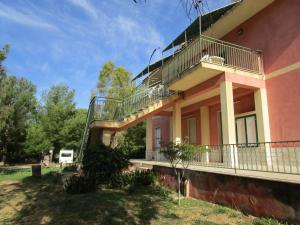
[{"x1": 79, "y1": 83, "x2": 175, "y2": 161}]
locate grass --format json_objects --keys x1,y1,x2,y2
[
  {"x1": 0, "y1": 167, "x2": 61, "y2": 181},
  {"x1": 0, "y1": 168, "x2": 289, "y2": 225}
]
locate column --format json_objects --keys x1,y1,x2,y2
[
  {"x1": 102, "y1": 130, "x2": 112, "y2": 146},
  {"x1": 220, "y1": 81, "x2": 238, "y2": 168},
  {"x1": 200, "y1": 106, "x2": 210, "y2": 163},
  {"x1": 255, "y1": 88, "x2": 272, "y2": 167},
  {"x1": 200, "y1": 106, "x2": 210, "y2": 145},
  {"x1": 172, "y1": 102, "x2": 182, "y2": 144},
  {"x1": 146, "y1": 117, "x2": 153, "y2": 160}
]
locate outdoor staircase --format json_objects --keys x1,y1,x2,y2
[{"x1": 78, "y1": 83, "x2": 177, "y2": 162}]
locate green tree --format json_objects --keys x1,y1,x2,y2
[
  {"x1": 0, "y1": 76, "x2": 37, "y2": 163},
  {"x1": 24, "y1": 124, "x2": 52, "y2": 157},
  {"x1": 97, "y1": 61, "x2": 134, "y2": 98},
  {"x1": 161, "y1": 140, "x2": 201, "y2": 205},
  {"x1": 61, "y1": 108, "x2": 87, "y2": 152},
  {"x1": 40, "y1": 84, "x2": 76, "y2": 161},
  {"x1": 0, "y1": 44, "x2": 9, "y2": 78},
  {"x1": 117, "y1": 122, "x2": 146, "y2": 158}
]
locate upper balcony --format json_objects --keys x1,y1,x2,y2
[{"x1": 162, "y1": 35, "x2": 263, "y2": 91}]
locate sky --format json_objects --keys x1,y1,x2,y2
[{"x1": 0, "y1": 0, "x2": 230, "y2": 109}]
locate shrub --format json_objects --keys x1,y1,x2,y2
[
  {"x1": 63, "y1": 174, "x2": 96, "y2": 194},
  {"x1": 132, "y1": 170, "x2": 155, "y2": 187},
  {"x1": 62, "y1": 164, "x2": 78, "y2": 172},
  {"x1": 108, "y1": 170, "x2": 155, "y2": 189},
  {"x1": 82, "y1": 142, "x2": 129, "y2": 183}
]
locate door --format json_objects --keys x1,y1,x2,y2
[
  {"x1": 154, "y1": 128, "x2": 161, "y2": 149},
  {"x1": 235, "y1": 114, "x2": 258, "y2": 146},
  {"x1": 187, "y1": 118, "x2": 196, "y2": 144}
]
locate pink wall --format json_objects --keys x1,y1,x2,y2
[
  {"x1": 266, "y1": 70, "x2": 300, "y2": 141},
  {"x1": 222, "y1": 0, "x2": 300, "y2": 74},
  {"x1": 152, "y1": 116, "x2": 170, "y2": 147},
  {"x1": 222, "y1": 0, "x2": 300, "y2": 142}
]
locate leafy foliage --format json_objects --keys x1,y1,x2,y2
[
  {"x1": 116, "y1": 121, "x2": 146, "y2": 159},
  {"x1": 97, "y1": 61, "x2": 134, "y2": 99},
  {"x1": 161, "y1": 139, "x2": 204, "y2": 205},
  {"x1": 61, "y1": 108, "x2": 87, "y2": 150},
  {"x1": 108, "y1": 170, "x2": 155, "y2": 189},
  {"x1": 40, "y1": 84, "x2": 76, "y2": 160},
  {"x1": 0, "y1": 72, "x2": 37, "y2": 163},
  {"x1": 82, "y1": 142, "x2": 129, "y2": 183},
  {"x1": 24, "y1": 124, "x2": 52, "y2": 156},
  {"x1": 63, "y1": 174, "x2": 96, "y2": 194}
]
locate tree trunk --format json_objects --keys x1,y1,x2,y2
[{"x1": 177, "y1": 172, "x2": 181, "y2": 205}]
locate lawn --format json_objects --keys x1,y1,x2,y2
[{"x1": 0, "y1": 168, "x2": 285, "y2": 225}]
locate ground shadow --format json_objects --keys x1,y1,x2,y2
[{"x1": 2, "y1": 172, "x2": 166, "y2": 225}]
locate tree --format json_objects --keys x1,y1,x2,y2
[
  {"x1": 161, "y1": 139, "x2": 201, "y2": 205},
  {"x1": 0, "y1": 44, "x2": 9, "y2": 78},
  {"x1": 0, "y1": 76, "x2": 37, "y2": 163},
  {"x1": 116, "y1": 121, "x2": 146, "y2": 158},
  {"x1": 24, "y1": 124, "x2": 52, "y2": 157},
  {"x1": 61, "y1": 108, "x2": 87, "y2": 152},
  {"x1": 97, "y1": 61, "x2": 134, "y2": 99},
  {"x1": 40, "y1": 84, "x2": 76, "y2": 161}
]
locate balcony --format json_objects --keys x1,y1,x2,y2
[{"x1": 162, "y1": 35, "x2": 262, "y2": 91}]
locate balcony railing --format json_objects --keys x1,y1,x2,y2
[
  {"x1": 90, "y1": 83, "x2": 175, "y2": 122},
  {"x1": 162, "y1": 35, "x2": 262, "y2": 85},
  {"x1": 153, "y1": 141, "x2": 300, "y2": 175}
]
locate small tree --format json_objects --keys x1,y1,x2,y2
[{"x1": 161, "y1": 139, "x2": 202, "y2": 205}]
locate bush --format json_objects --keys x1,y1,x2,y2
[
  {"x1": 108, "y1": 170, "x2": 155, "y2": 189},
  {"x1": 82, "y1": 142, "x2": 129, "y2": 183},
  {"x1": 133, "y1": 170, "x2": 155, "y2": 186},
  {"x1": 62, "y1": 164, "x2": 78, "y2": 172},
  {"x1": 63, "y1": 174, "x2": 96, "y2": 194}
]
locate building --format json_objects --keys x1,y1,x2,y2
[{"x1": 80, "y1": 0, "x2": 300, "y2": 222}]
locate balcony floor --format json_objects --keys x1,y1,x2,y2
[{"x1": 130, "y1": 159, "x2": 300, "y2": 184}]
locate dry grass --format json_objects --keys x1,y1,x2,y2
[{"x1": 0, "y1": 169, "x2": 286, "y2": 225}]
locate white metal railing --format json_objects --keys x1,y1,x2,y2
[
  {"x1": 162, "y1": 35, "x2": 262, "y2": 85},
  {"x1": 154, "y1": 141, "x2": 300, "y2": 175}
]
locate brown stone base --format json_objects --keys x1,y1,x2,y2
[{"x1": 153, "y1": 165, "x2": 300, "y2": 224}]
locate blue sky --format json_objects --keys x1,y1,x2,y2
[{"x1": 0, "y1": 0, "x2": 229, "y2": 108}]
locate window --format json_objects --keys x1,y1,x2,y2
[
  {"x1": 187, "y1": 118, "x2": 196, "y2": 144},
  {"x1": 61, "y1": 153, "x2": 72, "y2": 157},
  {"x1": 235, "y1": 114, "x2": 258, "y2": 146},
  {"x1": 154, "y1": 128, "x2": 161, "y2": 149}
]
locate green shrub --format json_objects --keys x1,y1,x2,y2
[
  {"x1": 62, "y1": 165, "x2": 78, "y2": 172},
  {"x1": 132, "y1": 170, "x2": 155, "y2": 187},
  {"x1": 63, "y1": 174, "x2": 96, "y2": 194},
  {"x1": 82, "y1": 142, "x2": 129, "y2": 183},
  {"x1": 108, "y1": 170, "x2": 155, "y2": 189}
]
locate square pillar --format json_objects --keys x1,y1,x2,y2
[
  {"x1": 220, "y1": 81, "x2": 238, "y2": 168},
  {"x1": 200, "y1": 106, "x2": 210, "y2": 145},
  {"x1": 172, "y1": 102, "x2": 181, "y2": 144},
  {"x1": 254, "y1": 88, "x2": 271, "y2": 142},
  {"x1": 146, "y1": 117, "x2": 153, "y2": 160},
  {"x1": 102, "y1": 130, "x2": 113, "y2": 146},
  {"x1": 255, "y1": 88, "x2": 272, "y2": 167}
]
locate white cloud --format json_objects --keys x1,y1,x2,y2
[
  {"x1": 0, "y1": 2, "x2": 57, "y2": 30},
  {"x1": 67, "y1": 0, "x2": 98, "y2": 19}
]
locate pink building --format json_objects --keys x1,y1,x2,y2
[{"x1": 80, "y1": 0, "x2": 300, "y2": 222}]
